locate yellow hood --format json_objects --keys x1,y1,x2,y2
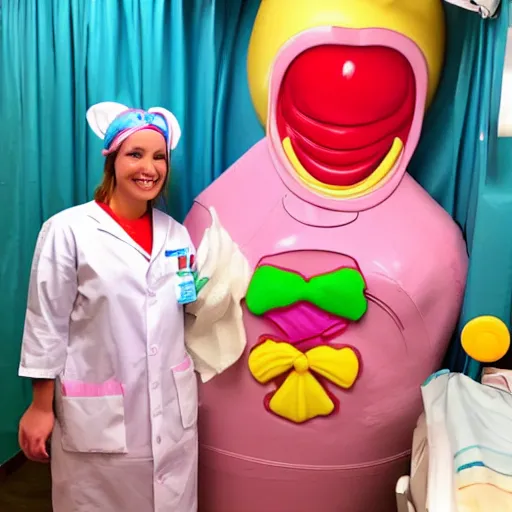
[{"x1": 247, "y1": 0, "x2": 445, "y2": 126}]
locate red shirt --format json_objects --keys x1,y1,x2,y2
[{"x1": 97, "y1": 201, "x2": 153, "y2": 255}]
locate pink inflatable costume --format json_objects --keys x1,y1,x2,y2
[{"x1": 184, "y1": 1, "x2": 468, "y2": 510}]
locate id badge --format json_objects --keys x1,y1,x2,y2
[
  {"x1": 166, "y1": 247, "x2": 199, "y2": 305},
  {"x1": 177, "y1": 250, "x2": 197, "y2": 304},
  {"x1": 175, "y1": 272, "x2": 197, "y2": 305}
]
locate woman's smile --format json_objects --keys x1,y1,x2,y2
[{"x1": 132, "y1": 177, "x2": 159, "y2": 191}]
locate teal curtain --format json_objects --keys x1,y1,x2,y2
[
  {"x1": 0, "y1": 0, "x2": 262, "y2": 465},
  {"x1": 409, "y1": 2, "x2": 512, "y2": 378},
  {"x1": 0, "y1": 0, "x2": 509, "y2": 464}
]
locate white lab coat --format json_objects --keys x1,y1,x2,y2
[{"x1": 18, "y1": 200, "x2": 198, "y2": 512}]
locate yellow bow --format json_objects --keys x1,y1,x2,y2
[{"x1": 248, "y1": 340, "x2": 360, "y2": 423}]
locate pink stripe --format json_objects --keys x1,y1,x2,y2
[
  {"x1": 172, "y1": 355, "x2": 191, "y2": 372},
  {"x1": 102, "y1": 127, "x2": 141, "y2": 155},
  {"x1": 61, "y1": 379, "x2": 124, "y2": 397}
]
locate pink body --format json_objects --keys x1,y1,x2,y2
[{"x1": 185, "y1": 27, "x2": 468, "y2": 512}]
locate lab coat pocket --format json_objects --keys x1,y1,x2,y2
[
  {"x1": 172, "y1": 355, "x2": 198, "y2": 429},
  {"x1": 58, "y1": 380, "x2": 128, "y2": 454}
]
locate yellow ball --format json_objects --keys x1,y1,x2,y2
[{"x1": 461, "y1": 316, "x2": 510, "y2": 363}]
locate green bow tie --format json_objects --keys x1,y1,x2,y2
[{"x1": 245, "y1": 265, "x2": 367, "y2": 321}]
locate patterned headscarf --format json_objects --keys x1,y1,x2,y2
[{"x1": 86, "y1": 102, "x2": 181, "y2": 155}]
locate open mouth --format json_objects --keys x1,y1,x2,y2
[
  {"x1": 133, "y1": 178, "x2": 159, "y2": 191},
  {"x1": 276, "y1": 44, "x2": 416, "y2": 190}
]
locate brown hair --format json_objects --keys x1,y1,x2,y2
[{"x1": 94, "y1": 151, "x2": 170, "y2": 207}]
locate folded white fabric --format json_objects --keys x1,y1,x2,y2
[
  {"x1": 421, "y1": 370, "x2": 512, "y2": 512},
  {"x1": 184, "y1": 207, "x2": 251, "y2": 382}
]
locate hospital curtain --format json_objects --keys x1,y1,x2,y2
[
  {"x1": 409, "y1": 2, "x2": 512, "y2": 378},
  {"x1": 0, "y1": 0, "x2": 262, "y2": 465},
  {"x1": 0, "y1": 0, "x2": 509, "y2": 464}
]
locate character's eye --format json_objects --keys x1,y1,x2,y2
[
  {"x1": 128, "y1": 151, "x2": 142, "y2": 159},
  {"x1": 154, "y1": 154, "x2": 166, "y2": 160}
]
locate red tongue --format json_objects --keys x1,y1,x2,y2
[{"x1": 276, "y1": 44, "x2": 416, "y2": 187}]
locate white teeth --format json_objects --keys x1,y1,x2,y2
[{"x1": 134, "y1": 179, "x2": 157, "y2": 190}]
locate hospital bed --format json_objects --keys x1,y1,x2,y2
[{"x1": 395, "y1": 316, "x2": 512, "y2": 512}]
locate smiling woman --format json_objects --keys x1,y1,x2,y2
[
  {"x1": 90, "y1": 104, "x2": 181, "y2": 220},
  {"x1": 95, "y1": 130, "x2": 170, "y2": 220},
  {"x1": 16, "y1": 102, "x2": 200, "y2": 512}
]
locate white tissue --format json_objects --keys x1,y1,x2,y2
[{"x1": 184, "y1": 207, "x2": 252, "y2": 382}]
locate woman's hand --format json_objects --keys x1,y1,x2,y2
[{"x1": 18, "y1": 403, "x2": 54, "y2": 463}]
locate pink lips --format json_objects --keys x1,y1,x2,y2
[{"x1": 134, "y1": 173, "x2": 158, "y2": 181}]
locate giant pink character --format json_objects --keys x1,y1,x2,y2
[{"x1": 184, "y1": 1, "x2": 468, "y2": 510}]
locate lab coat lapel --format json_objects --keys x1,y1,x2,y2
[
  {"x1": 86, "y1": 201, "x2": 151, "y2": 260},
  {"x1": 151, "y1": 208, "x2": 169, "y2": 260}
]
